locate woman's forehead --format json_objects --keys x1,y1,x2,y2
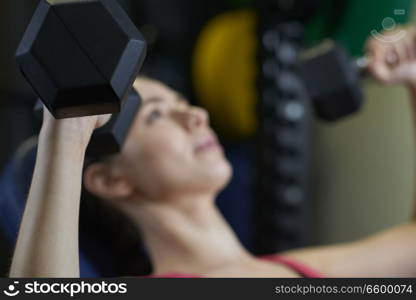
[
  {"x1": 134, "y1": 78, "x2": 187, "y2": 104},
  {"x1": 135, "y1": 78, "x2": 169, "y2": 97}
]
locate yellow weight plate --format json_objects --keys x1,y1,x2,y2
[{"x1": 193, "y1": 9, "x2": 258, "y2": 140}]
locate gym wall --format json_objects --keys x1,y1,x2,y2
[
  {"x1": 308, "y1": 3, "x2": 416, "y2": 245},
  {"x1": 0, "y1": 0, "x2": 38, "y2": 170}
]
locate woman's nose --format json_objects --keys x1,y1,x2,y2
[{"x1": 178, "y1": 107, "x2": 209, "y2": 131}]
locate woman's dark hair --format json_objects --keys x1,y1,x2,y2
[{"x1": 79, "y1": 154, "x2": 152, "y2": 277}]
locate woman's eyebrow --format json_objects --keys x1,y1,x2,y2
[
  {"x1": 137, "y1": 96, "x2": 164, "y2": 114},
  {"x1": 140, "y1": 93, "x2": 188, "y2": 109}
]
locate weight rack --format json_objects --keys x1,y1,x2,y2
[{"x1": 253, "y1": 0, "x2": 314, "y2": 254}]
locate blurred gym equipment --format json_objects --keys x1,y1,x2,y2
[
  {"x1": 193, "y1": 3, "x2": 315, "y2": 252},
  {"x1": 253, "y1": 0, "x2": 318, "y2": 253},
  {"x1": 193, "y1": 9, "x2": 258, "y2": 140},
  {"x1": 299, "y1": 40, "x2": 366, "y2": 121},
  {"x1": 193, "y1": 7, "x2": 364, "y2": 144}
]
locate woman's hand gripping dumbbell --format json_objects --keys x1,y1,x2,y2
[{"x1": 366, "y1": 26, "x2": 416, "y2": 86}]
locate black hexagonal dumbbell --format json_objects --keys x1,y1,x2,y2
[
  {"x1": 298, "y1": 40, "x2": 367, "y2": 121},
  {"x1": 17, "y1": 0, "x2": 147, "y2": 156}
]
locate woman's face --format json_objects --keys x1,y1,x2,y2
[{"x1": 111, "y1": 78, "x2": 232, "y2": 201}]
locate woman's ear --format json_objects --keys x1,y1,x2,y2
[{"x1": 83, "y1": 162, "x2": 134, "y2": 202}]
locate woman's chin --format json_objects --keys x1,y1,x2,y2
[{"x1": 204, "y1": 159, "x2": 233, "y2": 191}]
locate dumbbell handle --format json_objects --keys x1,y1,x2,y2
[
  {"x1": 354, "y1": 55, "x2": 398, "y2": 77},
  {"x1": 355, "y1": 56, "x2": 369, "y2": 75}
]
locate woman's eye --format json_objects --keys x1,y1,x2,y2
[{"x1": 146, "y1": 109, "x2": 163, "y2": 124}]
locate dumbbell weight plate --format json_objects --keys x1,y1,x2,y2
[
  {"x1": 299, "y1": 42, "x2": 363, "y2": 121},
  {"x1": 87, "y1": 90, "x2": 141, "y2": 156},
  {"x1": 17, "y1": 0, "x2": 146, "y2": 119}
]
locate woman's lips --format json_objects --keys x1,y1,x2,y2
[{"x1": 195, "y1": 135, "x2": 221, "y2": 153}]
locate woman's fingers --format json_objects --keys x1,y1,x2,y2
[
  {"x1": 365, "y1": 26, "x2": 416, "y2": 84},
  {"x1": 366, "y1": 39, "x2": 394, "y2": 83}
]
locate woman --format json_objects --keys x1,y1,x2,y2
[{"x1": 9, "y1": 28, "x2": 416, "y2": 278}]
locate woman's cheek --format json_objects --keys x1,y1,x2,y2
[
  {"x1": 151, "y1": 128, "x2": 191, "y2": 161},
  {"x1": 132, "y1": 131, "x2": 191, "y2": 185}
]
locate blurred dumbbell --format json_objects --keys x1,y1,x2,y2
[
  {"x1": 299, "y1": 40, "x2": 367, "y2": 121},
  {"x1": 17, "y1": 0, "x2": 147, "y2": 155}
]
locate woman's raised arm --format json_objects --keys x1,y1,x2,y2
[{"x1": 9, "y1": 110, "x2": 107, "y2": 278}]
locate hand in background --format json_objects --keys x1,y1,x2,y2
[{"x1": 366, "y1": 26, "x2": 416, "y2": 86}]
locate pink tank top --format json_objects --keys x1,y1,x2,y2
[{"x1": 145, "y1": 255, "x2": 323, "y2": 278}]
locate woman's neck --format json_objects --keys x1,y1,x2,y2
[{"x1": 126, "y1": 195, "x2": 254, "y2": 275}]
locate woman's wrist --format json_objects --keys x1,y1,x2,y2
[
  {"x1": 40, "y1": 118, "x2": 95, "y2": 154},
  {"x1": 406, "y1": 82, "x2": 416, "y2": 99},
  {"x1": 407, "y1": 81, "x2": 416, "y2": 90}
]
